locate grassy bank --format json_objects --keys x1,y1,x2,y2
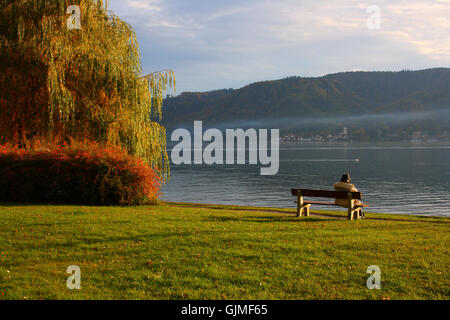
[{"x1": 0, "y1": 202, "x2": 448, "y2": 300}]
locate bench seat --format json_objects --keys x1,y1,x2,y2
[
  {"x1": 296, "y1": 200, "x2": 369, "y2": 208},
  {"x1": 291, "y1": 188, "x2": 368, "y2": 220}
]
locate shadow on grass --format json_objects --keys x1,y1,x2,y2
[
  {"x1": 204, "y1": 215, "x2": 330, "y2": 223},
  {"x1": 0, "y1": 202, "x2": 96, "y2": 207},
  {"x1": 23, "y1": 219, "x2": 132, "y2": 228},
  {"x1": 0, "y1": 202, "x2": 137, "y2": 208},
  {"x1": 21, "y1": 231, "x2": 219, "y2": 250},
  {"x1": 166, "y1": 202, "x2": 294, "y2": 214},
  {"x1": 0, "y1": 202, "x2": 46, "y2": 206}
]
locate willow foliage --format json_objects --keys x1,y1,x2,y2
[{"x1": 0, "y1": 0, "x2": 175, "y2": 179}]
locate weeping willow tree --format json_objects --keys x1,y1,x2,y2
[{"x1": 0, "y1": 0, "x2": 175, "y2": 179}]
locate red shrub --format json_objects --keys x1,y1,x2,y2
[{"x1": 0, "y1": 141, "x2": 161, "y2": 205}]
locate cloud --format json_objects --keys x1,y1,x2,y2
[
  {"x1": 127, "y1": 0, "x2": 161, "y2": 11},
  {"x1": 381, "y1": 0, "x2": 450, "y2": 60},
  {"x1": 108, "y1": 0, "x2": 450, "y2": 93}
]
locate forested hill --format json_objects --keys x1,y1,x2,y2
[{"x1": 162, "y1": 68, "x2": 450, "y2": 140}]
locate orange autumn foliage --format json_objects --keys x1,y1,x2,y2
[{"x1": 0, "y1": 141, "x2": 161, "y2": 205}]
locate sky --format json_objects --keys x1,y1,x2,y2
[{"x1": 108, "y1": 0, "x2": 450, "y2": 94}]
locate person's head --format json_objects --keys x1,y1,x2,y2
[{"x1": 340, "y1": 173, "x2": 351, "y2": 183}]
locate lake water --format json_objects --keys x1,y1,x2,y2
[{"x1": 161, "y1": 142, "x2": 450, "y2": 217}]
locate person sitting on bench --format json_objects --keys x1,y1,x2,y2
[{"x1": 333, "y1": 173, "x2": 365, "y2": 218}]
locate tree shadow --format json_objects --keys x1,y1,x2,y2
[
  {"x1": 20, "y1": 230, "x2": 214, "y2": 250},
  {"x1": 204, "y1": 215, "x2": 330, "y2": 223},
  {"x1": 0, "y1": 202, "x2": 46, "y2": 206}
]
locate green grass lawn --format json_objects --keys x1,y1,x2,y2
[{"x1": 0, "y1": 202, "x2": 448, "y2": 300}]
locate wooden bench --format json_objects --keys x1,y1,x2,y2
[{"x1": 291, "y1": 189, "x2": 369, "y2": 220}]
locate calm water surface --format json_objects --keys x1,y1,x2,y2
[{"x1": 161, "y1": 142, "x2": 450, "y2": 217}]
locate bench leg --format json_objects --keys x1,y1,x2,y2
[
  {"x1": 349, "y1": 208, "x2": 362, "y2": 220},
  {"x1": 297, "y1": 204, "x2": 311, "y2": 217},
  {"x1": 347, "y1": 196, "x2": 354, "y2": 220},
  {"x1": 359, "y1": 208, "x2": 364, "y2": 219},
  {"x1": 297, "y1": 194, "x2": 311, "y2": 217},
  {"x1": 347, "y1": 196, "x2": 363, "y2": 221},
  {"x1": 305, "y1": 204, "x2": 311, "y2": 217},
  {"x1": 348, "y1": 206, "x2": 353, "y2": 220}
]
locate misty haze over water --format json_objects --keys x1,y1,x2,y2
[
  {"x1": 165, "y1": 109, "x2": 450, "y2": 133},
  {"x1": 209, "y1": 109, "x2": 450, "y2": 130}
]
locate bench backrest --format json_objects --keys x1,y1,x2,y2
[{"x1": 291, "y1": 189, "x2": 362, "y2": 200}]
